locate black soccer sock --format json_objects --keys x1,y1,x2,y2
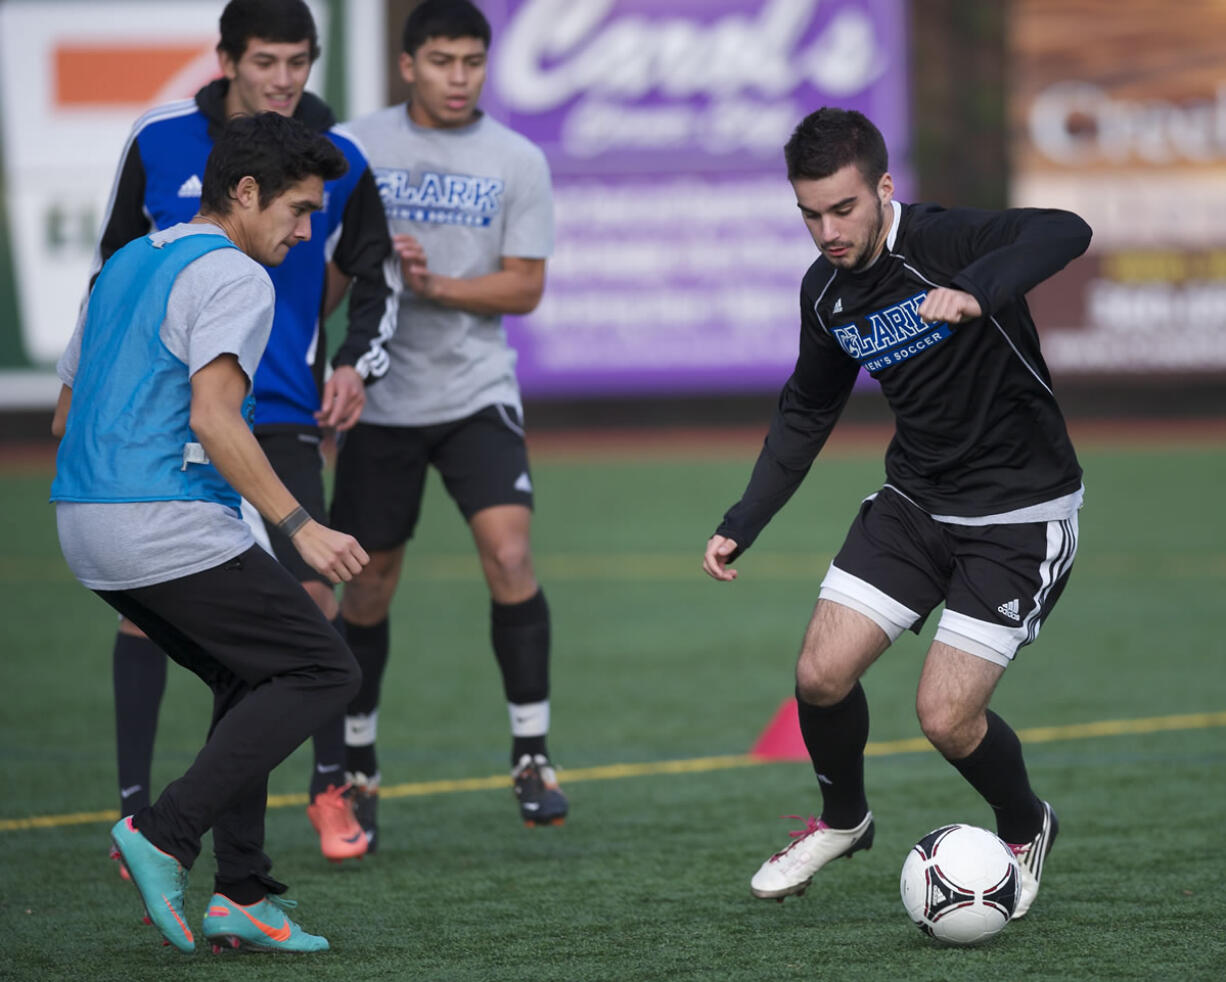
[
  {"x1": 343, "y1": 617, "x2": 389, "y2": 779},
  {"x1": 113, "y1": 632, "x2": 168, "y2": 814},
  {"x1": 213, "y1": 869, "x2": 287, "y2": 908},
  {"x1": 491, "y1": 590, "x2": 551, "y2": 766},
  {"x1": 796, "y1": 682, "x2": 870, "y2": 829},
  {"x1": 308, "y1": 616, "x2": 350, "y2": 798},
  {"x1": 947, "y1": 710, "x2": 1044, "y2": 843}
]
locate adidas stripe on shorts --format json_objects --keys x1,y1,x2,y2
[{"x1": 819, "y1": 486, "x2": 1079, "y2": 666}]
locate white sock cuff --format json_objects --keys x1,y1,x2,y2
[
  {"x1": 345, "y1": 710, "x2": 378, "y2": 747},
  {"x1": 509, "y1": 700, "x2": 550, "y2": 737}
]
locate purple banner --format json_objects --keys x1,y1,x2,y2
[{"x1": 481, "y1": 0, "x2": 911, "y2": 396}]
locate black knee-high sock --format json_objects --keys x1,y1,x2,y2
[
  {"x1": 343, "y1": 618, "x2": 388, "y2": 779},
  {"x1": 796, "y1": 683, "x2": 870, "y2": 829},
  {"x1": 947, "y1": 709, "x2": 1044, "y2": 843},
  {"x1": 308, "y1": 615, "x2": 349, "y2": 797},
  {"x1": 113, "y1": 632, "x2": 168, "y2": 814},
  {"x1": 491, "y1": 590, "x2": 550, "y2": 765}
]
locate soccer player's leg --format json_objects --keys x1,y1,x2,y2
[
  {"x1": 246, "y1": 431, "x2": 366, "y2": 861},
  {"x1": 750, "y1": 488, "x2": 944, "y2": 901},
  {"x1": 332, "y1": 421, "x2": 430, "y2": 852},
  {"x1": 110, "y1": 548, "x2": 358, "y2": 951},
  {"x1": 111, "y1": 617, "x2": 168, "y2": 882},
  {"x1": 930, "y1": 513, "x2": 1079, "y2": 919},
  {"x1": 206, "y1": 775, "x2": 329, "y2": 954},
  {"x1": 749, "y1": 600, "x2": 887, "y2": 901},
  {"x1": 335, "y1": 548, "x2": 402, "y2": 852},
  {"x1": 438, "y1": 405, "x2": 566, "y2": 827}
]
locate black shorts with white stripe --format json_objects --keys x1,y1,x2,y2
[{"x1": 819, "y1": 486, "x2": 1079, "y2": 665}]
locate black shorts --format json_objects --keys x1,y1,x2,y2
[
  {"x1": 241, "y1": 429, "x2": 328, "y2": 586},
  {"x1": 330, "y1": 404, "x2": 534, "y2": 552},
  {"x1": 819, "y1": 486, "x2": 1079, "y2": 665}
]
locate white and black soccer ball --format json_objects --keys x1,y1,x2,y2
[{"x1": 900, "y1": 824, "x2": 1020, "y2": 945}]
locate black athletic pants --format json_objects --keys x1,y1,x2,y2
[{"x1": 96, "y1": 546, "x2": 360, "y2": 890}]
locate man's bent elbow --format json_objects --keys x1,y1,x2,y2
[
  {"x1": 188, "y1": 401, "x2": 235, "y2": 446},
  {"x1": 509, "y1": 284, "x2": 545, "y2": 315}
]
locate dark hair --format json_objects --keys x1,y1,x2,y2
[
  {"x1": 201, "y1": 112, "x2": 347, "y2": 214},
  {"x1": 217, "y1": 0, "x2": 320, "y2": 63},
  {"x1": 402, "y1": 0, "x2": 491, "y2": 56},
  {"x1": 784, "y1": 107, "x2": 888, "y2": 187}
]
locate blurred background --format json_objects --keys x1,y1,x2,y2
[{"x1": 0, "y1": 0, "x2": 1223, "y2": 435}]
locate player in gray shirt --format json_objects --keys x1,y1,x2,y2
[
  {"x1": 329, "y1": 0, "x2": 566, "y2": 840},
  {"x1": 51, "y1": 113, "x2": 366, "y2": 954}
]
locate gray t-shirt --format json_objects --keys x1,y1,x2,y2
[
  {"x1": 345, "y1": 105, "x2": 554, "y2": 426},
  {"x1": 55, "y1": 223, "x2": 275, "y2": 590}
]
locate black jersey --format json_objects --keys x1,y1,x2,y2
[{"x1": 717, "y1": 201, "x2": 1092, "y2": 554}]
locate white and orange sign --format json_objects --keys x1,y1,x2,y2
[{"x1": 0, "y1": 0, "x2": 329, "y2": 366}]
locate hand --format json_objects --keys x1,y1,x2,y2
[
  {"x1": 315, "y1": 365, "x2": 365, "y2": 431},
  {"x1": 289, "y1": 520, "x2": 369, "y2": 584},
  {"x1": 702, "y1": 534, "x2": 740, "y2": 582},
  {"x1": 917, "y1": 287, "x2": 981, "y2": 325},
  {"x1": 393, "y1": 233, "x2": 440, "y2": 301}
]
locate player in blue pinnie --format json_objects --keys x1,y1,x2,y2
[{"x1": 52, "y1": 112, "x2": 366, "y2": 953}]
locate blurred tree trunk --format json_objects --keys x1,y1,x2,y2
[
  {"x1": 910, "y1": 0, "x2": 1008, "y2": 209},
  {"x1": 384, "y1": 0, "x2": 422, "y2": 103}
]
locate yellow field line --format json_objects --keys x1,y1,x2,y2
[
  {"x1": 7, "y1": 550, "x2": 1226, "y2": 586},
  {"x1": 3, "y1": 710, "x2": 1224, "y2": 833}
]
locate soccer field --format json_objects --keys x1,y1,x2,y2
[{"x1": 2, "y1": 425, "x2": 1225, "y2": 981}]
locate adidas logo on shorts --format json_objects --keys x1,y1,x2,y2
[{"x1": 997, "y1": 598, "x2": 1021, "y2": 621}]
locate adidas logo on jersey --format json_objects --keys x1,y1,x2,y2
[
  {"x1": 177, "y1": 174, "x2": 203, "y2": 198},
  {"x1": 997, "y1": 598, "x2": 1021, "y2": 621},
  {"x1": 832, "y1": 297, "x2": 844, "y2": 314},
  {"x1": 514, "y1": 472, "x2": 533, "y2": 493}
]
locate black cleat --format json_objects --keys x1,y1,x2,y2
[{"x1": 512, "y1": 754, "x2": 569, "y2": 827}]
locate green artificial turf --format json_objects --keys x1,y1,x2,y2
[{"x1": 1, "y1": 434, "x2": 1224, "y2": 980}]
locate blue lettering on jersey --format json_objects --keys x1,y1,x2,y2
[
  {"x1": 374, "y1": 167, "x2": 504, "y2": 227},
  {"x1": 828, "y1": 291, "x2": 954, "y2": 373}
]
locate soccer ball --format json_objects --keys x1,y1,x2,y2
[{"x1": 900, "y1": 824, "x2": 1020, "y2": 945}]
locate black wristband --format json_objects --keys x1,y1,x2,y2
[{"x1": 276, "y1": 506, "x2": 311, "y2": 538}]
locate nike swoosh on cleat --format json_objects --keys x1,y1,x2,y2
[
  {"x1": 522, "y1": 802, "x2": 541, "y2": 811},
  {"x1": 234, "y1": 905, "x2": 292, "y2": 943},
  {"x1": 342, "y1": 832, "x2": 364, "y2": 844},
  {"x1": 161, "y1": 896, "x2": 194, "y2": 943}
]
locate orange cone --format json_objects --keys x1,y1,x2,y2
[{"x1": 749, "y1": 697, "x2": 810, "y2": 761}]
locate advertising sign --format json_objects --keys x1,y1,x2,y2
[
  {"x1": 480, "y1": 0, "x2": 911, "y2": 396},
  {"x1": 0, "y1": 0, "x2": 329, "y2": 369},
  {"x1": 1009, "y1": 0, "x2": 1226, "y2": 376}
]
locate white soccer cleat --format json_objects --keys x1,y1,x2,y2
[
  {"x1": 1008, "y1": 800, "x2": 1059, "y2": 919},
  {"x1": 750, "y1": 811, "x2": 875, "y2": 901}
]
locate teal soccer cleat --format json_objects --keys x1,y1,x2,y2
[
  {"x1": 202, "y1": 893, "x2": 330, "y2": 953},
  {"x1": 109, "y1": 816, "x2": 194, "y2": 952}
]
